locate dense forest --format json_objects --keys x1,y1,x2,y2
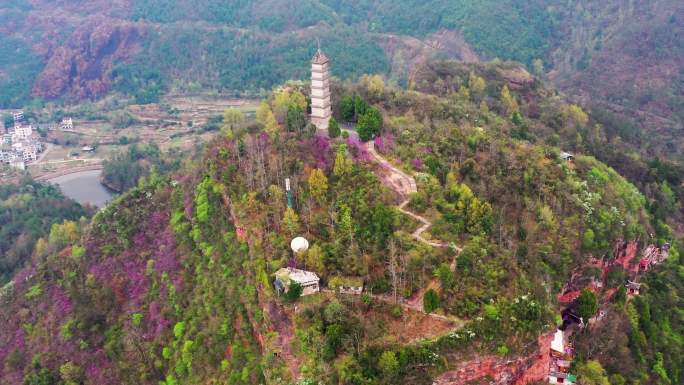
[
  {"x1": 102, "y1": 143, "x2": 184, "y2": 192},
  {"x1": 0, "y1": 61, "x2": 681, "y2": 385},
  {"x1": 0, "y1": 178, "x2": 91, "y2": 286}
]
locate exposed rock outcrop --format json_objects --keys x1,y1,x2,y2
[
  {"x1": 32, "y1": 17, "x2": 145, "y2": 100},
  {"x1": 376, "y1": 29, "x2": 479, "y2": 85}
]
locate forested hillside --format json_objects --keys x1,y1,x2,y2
[
  {"x1": 1, "y1": 62, "x2": 681, "y2": 385},
  {"x1": 0, "y1": 178, "x2": 91, "y2": 286}
]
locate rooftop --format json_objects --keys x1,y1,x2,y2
[
  {"x1": 551, "y1": 329, "x2": 568, "y2": 353},
  {"x1": 311, "y1": 49, "x2": 329, "y2": 65},
  {"x1": 275, "y1": 267, "x2": 319, "y2": 285},
  {"x1": 560, "y1": 151, "x2": 574, "y2": 160}
]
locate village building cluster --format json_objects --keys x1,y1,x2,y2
[{"x1": 1, "y1": 111, "x2": 45, "y2": 170}]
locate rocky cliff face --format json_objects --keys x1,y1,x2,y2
[
  {"x1": 32, "y1": 18, "x2": 144, "y2": 100},
  {"x1": 433, "y1": 333, "x2": 554, "y2": 385}
]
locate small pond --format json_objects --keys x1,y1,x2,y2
[{"x1": 48, "y1": 169, "x2": 114, "y2": 207}]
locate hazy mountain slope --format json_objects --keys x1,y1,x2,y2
[
  {"x1": 548, "y1": 0, "x2": 684, "y2": 159},
  {"x1": 1, "y1": 1, "x2": 682, "y2": 162}
]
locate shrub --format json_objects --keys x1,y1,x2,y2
[
  {"x1": 575, "y1": 289, "x2": 598, "y2": 321},
  {"x1": 356, "y1": 107, "x2": 382, "y2": 142},
  {"x1": 378, "y1": 351, "x2": 399, "y2": 380},
  {"x1": 285, "y1": 282, "x2": 303, "y2": 302},
  {"x1": 496, "y1": 344, "x2": 509, "y2": 357},
  {"x1": 423, "y1": 289, "x2": 441, "y2": 313},
  {"x1": 328, "y1": 117, "x2": 341, "y2": 138}
]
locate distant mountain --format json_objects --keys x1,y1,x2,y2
[
  {"x1": 547, "y1": 0, "x2": 684, "y2": 159},
  {"x1": 1, "y1": 1, "x2": 682, "y2": 158}
]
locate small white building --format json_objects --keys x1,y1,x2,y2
[
  {"x1": 61, "y1": 117, "x2": 74, "y2": 130},
  {"x1": 560, "y1": 151, "x2": 574, "y2": 162},
  {"x1": 22, "y1": 146, "x2": 37, "y2": 162},
  {"x1": 274, "y1": 267, "x2": 320, "y2": 296},
  {"x1": 12, "y1": 111, "x2": 24, "y2": 123},
  {"x1": 550, "y1": 329, "x2": 565, "y2": 354},
  {"x1": 82, "y1": 145, "x2": 95, "y2": 152},
  {"x1": 12, "y1": 125, "x2": 33, "y2": 140}
]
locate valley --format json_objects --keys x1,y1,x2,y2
[{"x1": 2, "y1": 94, "x2": 260, "y2": 183}]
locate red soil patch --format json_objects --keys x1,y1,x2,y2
[
  {"x1": 613, "y1": 240, "x2": 639, "y2": 272},
  {"x1": 267, "y1": 302, "x2": 300, "y2": 380},
  {"x1": 384, "y1": 309, "x2": 455, "y2": 344}
]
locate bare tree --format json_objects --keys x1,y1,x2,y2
[{"x1": 388, "y1": 239, "x2": 398, "y2": 303}]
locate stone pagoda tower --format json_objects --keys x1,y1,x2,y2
[{"x1": 310, "y1": 44, "x2": 332, "y2": 131}]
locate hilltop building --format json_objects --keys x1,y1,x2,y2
[
  {"x1": 274, "y1": 267, "x2": 320, "y2": 296},
  {"x1": 310, "y1": 45, "x2": 332, "y2": 131}
]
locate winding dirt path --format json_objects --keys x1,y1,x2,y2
[{"x1": 365, "y1": 139, "x2": 457, "y2": 250}]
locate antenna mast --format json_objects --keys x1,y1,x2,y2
[{"x1": 285, "y1": 178, "x2": 292, "y2": 208}]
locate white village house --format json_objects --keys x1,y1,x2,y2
[
  {"x1": 12, "y1": 111, "x2": 24, "y2": 123},
  {"x1": 61, "y1": 117, "x2": 74, "y2": 130},
  {"x1": 12, "y1": 124, "x2": 33, "y2": 141},
  {"x1": 560, "y1": 151, "x2": 574, "y2": 162}
]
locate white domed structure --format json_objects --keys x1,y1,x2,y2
[{"x1": 290, "y1": 237, "x2": 309, "y2": 253}]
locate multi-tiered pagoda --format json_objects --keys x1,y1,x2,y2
[{"x1": 310, "y1": 46, "x2": 332, "y2": 131}]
